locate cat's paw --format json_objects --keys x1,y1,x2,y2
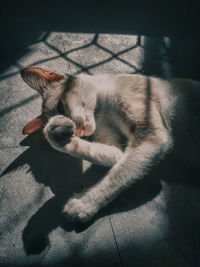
[
  {"x1": 43, "y1": 115, "x2": 75, "y2": 149},
  {"x1": 62, "y1": 195, "x2": 98, "y2": 223}
]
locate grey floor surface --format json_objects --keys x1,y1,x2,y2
[{"x1": 1, "y1": 30, "x2": 200, "y2": 267}]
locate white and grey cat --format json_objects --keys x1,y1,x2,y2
[{"x1": 21, "y1": 67, "x2": 200, "y2": 222}]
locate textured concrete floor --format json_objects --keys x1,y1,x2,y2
[{"x1": 1, "y1": 30, "x2": 200, "y2": 267}]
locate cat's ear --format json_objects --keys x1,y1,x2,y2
[
  {"x1": 22, "y1": 115, "x2": 44, "y2": 135},
  {"x1": 21, "y1": 67, "x2": 64, "y2": 95}
]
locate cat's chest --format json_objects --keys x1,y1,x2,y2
[{"x1": 93, "y1": 110, "x2": 130, "y2": 149}]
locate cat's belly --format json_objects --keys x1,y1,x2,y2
[
  {"x1": 93, "y1": 125, "x2": 120, "y2": 146},
  {"x1": 93, "y1": 114, "x2": 130, "y2": 150}
]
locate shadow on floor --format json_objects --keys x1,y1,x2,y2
[{"x1": 2, "y1": 131, "x2": 163, "y2": 255}]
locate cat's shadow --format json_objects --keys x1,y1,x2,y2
[{"x1": 4, "y1": 132, "x2": 161, "y2": 255}]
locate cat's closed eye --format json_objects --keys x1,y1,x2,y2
[{"x1": 57, "y1": 100, "x2": 65, "y2": 114}]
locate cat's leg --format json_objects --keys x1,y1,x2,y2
[
  {"x1": 64, "y1": 137, "x2": 123, "y2": 167},
  {"x1": 63, "y1": 127, "x2": 172, "y2": 222},
  {"x1": 44, "y1": 115, "x2": 123, "y2": 167}
]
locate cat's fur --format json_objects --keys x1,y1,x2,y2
[{"x1": 21, "y1": 68, "x2": 200, "y2": 222}]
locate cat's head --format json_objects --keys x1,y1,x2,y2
[{"x1": 21, "y1": 67, "x2": 97, "y2": 137}]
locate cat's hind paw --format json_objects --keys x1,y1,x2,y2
[{"x1": 62, "y1": 195, "x2": 98, "y2": 223}]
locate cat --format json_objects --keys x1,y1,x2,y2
[{"x1": 21, "y1": 67, "x2": 200, "y2": 223}]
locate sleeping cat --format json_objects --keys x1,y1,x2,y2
[{"x1": 21, "y1": 67, "x2": 200, "y2": 222}]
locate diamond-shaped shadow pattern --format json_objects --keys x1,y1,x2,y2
[
  {"x1": 0, "y1": 32, "x2": 145, "y2": 80},
  {"x1": 22, "y1": 32, "x2": 144, "y2": 75},
  {"x1": 38, "y1": 33, "x2": 145, "y2": 75},
  {"x1": 53, "y1": 33, "x2": 144, "y2": 75}
]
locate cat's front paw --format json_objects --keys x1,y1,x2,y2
[
  {"x1": 43, "y1": 115, "x2": 75, "y2": 149},
  {"x1": 62, "y1": 195, "x2": 98, "y2": 223}
]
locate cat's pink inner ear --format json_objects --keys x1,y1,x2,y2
[
  {"x1": 21, "y1": 67, "x2": 64, "y2": 84},
  {"x1": 23, "y1": 115, "x2": 44, "y2": 135}
]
